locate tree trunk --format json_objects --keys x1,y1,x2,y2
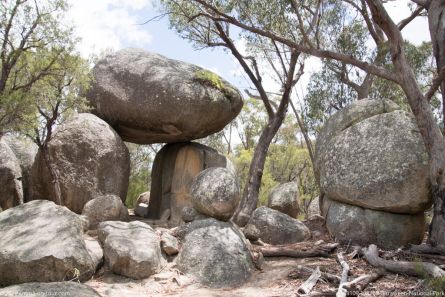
[
  {"x1": 41, "y1": 146, "x2": 63, "y2": 206},
  {"x1": 232, "y1": 115, "x2": 286, "y2": 226},
  {"x1": 428, "y1": 0, "x2": 445, "y2": 129}
]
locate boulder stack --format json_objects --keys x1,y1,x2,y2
[
  {"x1": 147, "y1": 142, "x2": 233, "y2": 224},
  {"x1": 315, "y1": 99, "x2": 431, "y2": 249}
]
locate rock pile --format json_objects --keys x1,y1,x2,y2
[
  {"x1": 173, "y1": 167, "x2": 254, "y2": 287},
  {"x1": 315, "y1": 99, "x2": 431, "y2": 249}
]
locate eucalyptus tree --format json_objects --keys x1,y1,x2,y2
[
  {"x1": 0, "y1": 0, "x2": 79, "y2": 135},
  {"x1": 161, "y1": 0, "x2": 318, "y2": 225}
]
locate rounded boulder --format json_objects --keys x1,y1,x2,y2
[
  {"x1": 322, "y1": 197, "x2": 426, "y2": 249},
  {"x1": 31, "y1": 113, "x2": 130, "y2": 214},
  {"x1": 86, "y1": 48, "x2": 243, "y2": 144},
  {"x1": 267, "y1": 181, "x2": 300, "y2": 218},
  {"x1": 315, "y1": 99, "x2": 431, "y2": 214},
  {"x1": 81, "y1": 194, "x2": 129, "y2": 229},
  {"x1": 190, "y1": 167, "x2": 240, "y2": 221}
]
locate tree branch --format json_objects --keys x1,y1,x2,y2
[{"x1": 191, "y1": 0, "x2": 399, "y2": 83}]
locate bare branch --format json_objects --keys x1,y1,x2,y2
[
  {"x1": 213, "y1": 21, "x2": 275, "y2": 118},
  {"x1": 398, "y1": 5, "x2": 426, "y2": 31},
  {"x1": 426, "y1": 65, "x2": 445, "y2": 101},
  {"x1": 191, "y1": 0, "x2": 399, "y2": 83}
]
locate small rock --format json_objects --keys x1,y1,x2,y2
[
  {"x1": 181, "y1": 206, "x2": 208, "y2": 223},
  {"x1": 267, "y1": 181, "x2": 300, "y2": 217},
  {"x1": 134, "y1": 191, "x2": 150, "y2": 217},
  {"x1": 161, "y1": 232, "x2": 179, "y2": 256},
  {"x1": 82, "y1": 194, "x2": 129, "y2": 229},
  {"x1": 243, "y1": 224, "x2": 261, "y2": 241},
  {"x1": 84, "y1": 235, "x2": 103, "y2": 271}
]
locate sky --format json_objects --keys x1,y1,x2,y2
[{"x1": 66, "y1": 0, "x2": 431, "y2": 99}]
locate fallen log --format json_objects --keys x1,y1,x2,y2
[
  {"x1": 307, "y1": 271, "x2": 384, "y2": 297},
  {"x1": 362, "y1": 244, "x2": 445, "y2": 278},
  {"x1": 256, "y1": 243, "x2": 338, "y2": 258},
  {"x1": 409, "y1": 244, "x2": 445, "y2": 256},
  {"x1": 336, "y1": 252, "x2": 350, "y2": 297},
  {"x1": 297, "y1": 266, "x2": 321, "y2": 295},
  {"x1": 399, "y1": 250, "x2": 445, "y2": 262}
]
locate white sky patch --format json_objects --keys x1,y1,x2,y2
[
  {"x1": 66, "y1": 0, "x2": 154, "y2": 57},
  {"x1": 385, "y1": 0, "x2": 430, "y2": 45}
]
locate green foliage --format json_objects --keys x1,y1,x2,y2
[
  {"x1": 125, "y1": 143, "x2": 157, "y2": 208},
  {"x1": 0, "y1": 0, "x2": 80, "y2": 133},
  {"x1": 426, "y1": 276, "x2": 445, "y2": 294}
]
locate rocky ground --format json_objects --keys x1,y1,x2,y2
[{"x1": 85, "y1": 212, "x2": 434, "y2": 297}]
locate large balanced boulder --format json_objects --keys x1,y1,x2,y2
[
  {"x1": 97, "y1": 221, "x2": 162, "y2": 279},
  {"x1": 82, "y1": 194, "x2": 129, "y2": 229},
  {"x1": 267, "y1": 181, "x2": 300, "y2": 218},
  {"x1": 176, "y1": 218, "x2": 254, "y2": 287},
  {"x1": 247, "y1": 206, "x2": 310, "y2": 245},
  {"x1": 190, "y1": 167, "x2": 240, "y2": 221},
  {"x1": 0, "y1": 138, "x2": 23, "y2": 210},
  {"x1": 147, "y1": 142, "x2": 233, "y2": 224},
  {"x1": 322, "y1": 197, "x2": 426, "y2": 249},
  {"x1": 0, "y1": 282, "x2": 101, "y2": 297},
  {"x1": 31, "y1": 113, "x2": 130, "y2": 214},
  {"x1": 3, "y1": 135, "x2": 37, "y2": 202},
  {"x1": 86, "y1": 48, "x2": 243, "y2": 144},
  {"x1": 0, "y1": 200, "x2": 96, "y2": 286},
  {"x1": 315, "y1": 99, "x2": 431, "y2": 214}
]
